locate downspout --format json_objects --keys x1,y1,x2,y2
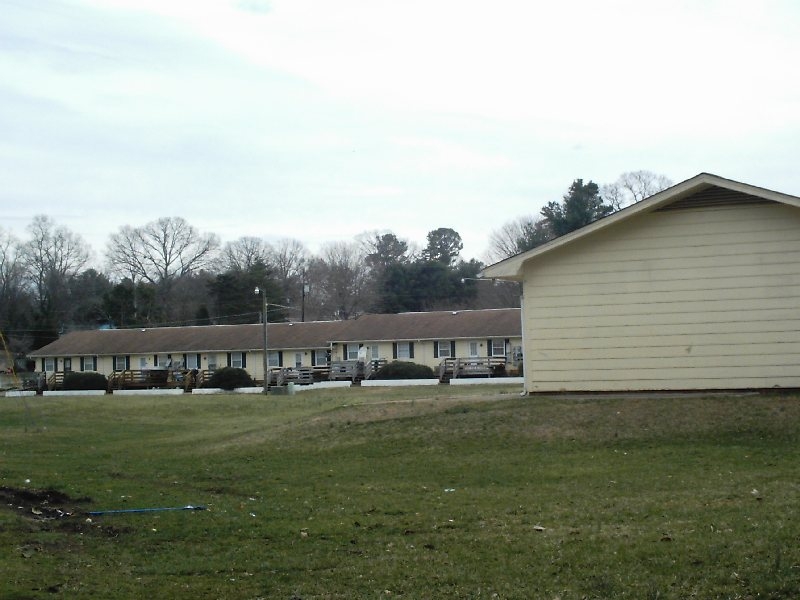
[{"x1": 518, "y1": 282, "x2": 529, "y2": 396}]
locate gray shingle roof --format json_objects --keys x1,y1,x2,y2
[
  {"x1": 331, "y1": 309, "x2": 521, "y2": 342},
  {"x1": 29, "y1": 309, "x2": 521, "y2": 357}
]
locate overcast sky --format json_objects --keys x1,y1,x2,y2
[{"x1": 2, "y1": 0, "x2": 799, "y2": 264}]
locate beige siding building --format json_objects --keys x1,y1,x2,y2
[
  {"x1": 482, "y1": 173, "x2": 800, "y2": 393},
  {"x1": 28, "y1": 309, "x2": 522, "y2": 382}
]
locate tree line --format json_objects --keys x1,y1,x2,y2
[
  {"x1": 0, "y1": 170, "x2": 670, "y2": 355},
  {"x1": 485, "y1": 170, "x2": 672, "y2": 262},
  {"x1": 0, "y1": 219, "x2": 491, "y2": 355}
]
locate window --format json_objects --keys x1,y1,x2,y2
[
  {"x1": 139, "y1": 357, "x2": 148, "y2": 369},
  {"x1": 230, "y1": 352, "x2": 243, "y2": 368},
  {"x1": 396, "y1": 342, "x2": 410, "y2": 359},
  {"x1": 371, "y1": 345, "x2": 379, "y2": 360},
  {"x1": 44, "y1": 358, "x2": 55, "y2": 372},
  {"x1": 114, "y1": 356, "x2": 128, "y2": 371},
  {"x1": 490, "y1": 339, "x2": 507, "y2": 357},
  {"x1": 344, "y1": 344, "x2": 362, "y2": 360},
  {"x1": 437, "y1": 341, "x2": 451, "y2": 358},
  {"x1": 82, "y1": 356, "x2": 97, "y2": 372},
  {"x1": 313, "y1": 350, "x2": 328, "y2": 366},
  {"x1": 155, "y1": 354, "x2": 171, "y2": 367},
  {"x1": 392, "y1": 342, "x2": 414, "y2": 360},
  {"x1": 208, "y1": 357, "x2": 217, "y2": 370},
  {"x1": 185, "y1": 354, "x2": 200, "y2": 369},
  {"x1": 469, "y1": 341, "x2": 479, "y2": 357},
  {"x1": 268, "y1": 351, "x2": 280, "y2": 367}
]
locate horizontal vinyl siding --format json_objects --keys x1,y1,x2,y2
[{"x1": 524, "y1": 203, "x2": 800, "y2": 392}]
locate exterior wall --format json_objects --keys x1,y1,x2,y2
[
  {"x1": 522, "y1": 202, "x2": 800, "y2": 392},
  {"x1": 97, "y1": 356, "x2": 115, "y2": 375},
  {"x1": 331, "y1": 338, "x2": 523, "y2": 371}
]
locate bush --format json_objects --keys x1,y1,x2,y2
[
  {"x1": 206, "y1": 367, "x2": 254, "y2": 390},
  {"x1": 374, "y1": 361, "x2": 436, "y2": 380},
  {"x1": 63, "y1": 372, "x2": 108, "y2": 391}
]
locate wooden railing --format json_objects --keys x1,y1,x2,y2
[
  {"x1": 46, "y1": 371, "x2": 65, "y2": 391},
  {"x1": 268, "y1": 367, "x2": 313, "y2": 386},
  {"x1": 106, "y1": 368, "x2": 203, "y2": 392},
  {"x1": 107, "y1": 369, "x2": 169, "y2": 391},
  {"x1": 326, "y1": 359, "x2": 387, "y2": 383},
  {"x1": 328, "y1": 360, "x2": 364, "y2": 382},
  {"x1": 438, "y1": 357, "x2": 507, "y2": 383}
]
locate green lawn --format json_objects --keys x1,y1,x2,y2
[{"x1": 2, "y1": 386, "x2": 799, "y2": 599}]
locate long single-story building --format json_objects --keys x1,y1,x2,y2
[
  {"x1": 27, "y1": 308, "x2": 522, "y2": 383},
  {"x1": 482, "y1": 173, "x2": 800, "y2": 393}
]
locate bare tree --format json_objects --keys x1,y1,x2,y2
[
  {"x1": 267, "y1": 238, "x2": 308, "y2": 312},
  {"x1": 19, "y1": 216, "x2": 91, "y2": 344},
  {"x1": 105, "y1": 225, "x2": 146, "y2": 285},
  {"x1": 107, "y1": 217, "x2": 219, "y2": 286},
  {"x1": 219, "y1": 236, "x2": 273, "y2": 272},
  {"x1": 603, "y1": 170, "x2": 673, "y2": 210},
  {"x1": 106, "y1": 217, "x2": 219, "y2": 324},
  {"x1": 0, "y1": 228, "x2": 33, "y2": 351},
  {"x1": 0, "y1": 228, "x2": 24, "y2": 309},
  {"x1": 306, "y1": 241, "x2": 370, "y2": 320},
  {"x1": 268, "y1": 238, "x2": 307, "y2": 284},
  {"x1": 21, "y1": 215, "x2": 91, "y2": 309},
  {"x1": 486, "y1": 215, "x2": 553, "y2": 263}
]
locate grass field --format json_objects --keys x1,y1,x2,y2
[{"x1": 2, "y1": 385, "x2": 799, "y2": 599}]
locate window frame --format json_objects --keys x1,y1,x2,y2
[
  {"x1": 490, "y1": 338, "x2": 506, "y2": 357},
  {"x1": 396, "y1": 342, "x2": 411, "y2": 359},
  {"x1": 185, "y1": 354, "x2": 200, "y2": 369}
]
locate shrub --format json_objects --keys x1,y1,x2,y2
[
  {"x1": 206, "y1": 367, "x2": 254, "y2": 390},
  {"x1": 63, "y1": 372, "x2": 108, "y2": 391},
  {"x1": 374, "y1": 361, "x2": 436, "y2": 380}
]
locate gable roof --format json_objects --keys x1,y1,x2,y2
[
  {"x1": 481, "y1": 173, "x2": 800, "y2": 280},
  {"x1": 28, "y1": 308, "x2": 522, "y2": 357}
]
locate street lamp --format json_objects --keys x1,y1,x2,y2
[
  {"x1": 460, "y1": 277, "x2": 518, "y2": 286},
  {"x1": 254, "y1": 286, "x2": 269, "y2": 395}
]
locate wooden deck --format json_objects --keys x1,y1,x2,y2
[
  {"x1": 107, "y1": 369, "x2": 200, "y2": 392},
  {"x1": 438, "y1": 357, "x2": 507, "y2": 383},
  {"x1": 327, "y1": 359, "x2": 387, "y2": 384}
]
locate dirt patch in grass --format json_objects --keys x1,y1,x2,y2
[
  {"x1": 1, "y1": 486, "x2": 133, "y2": 545},
  {"x1": 0, "y1": 486, "x2": 91, "y2": 522}
]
